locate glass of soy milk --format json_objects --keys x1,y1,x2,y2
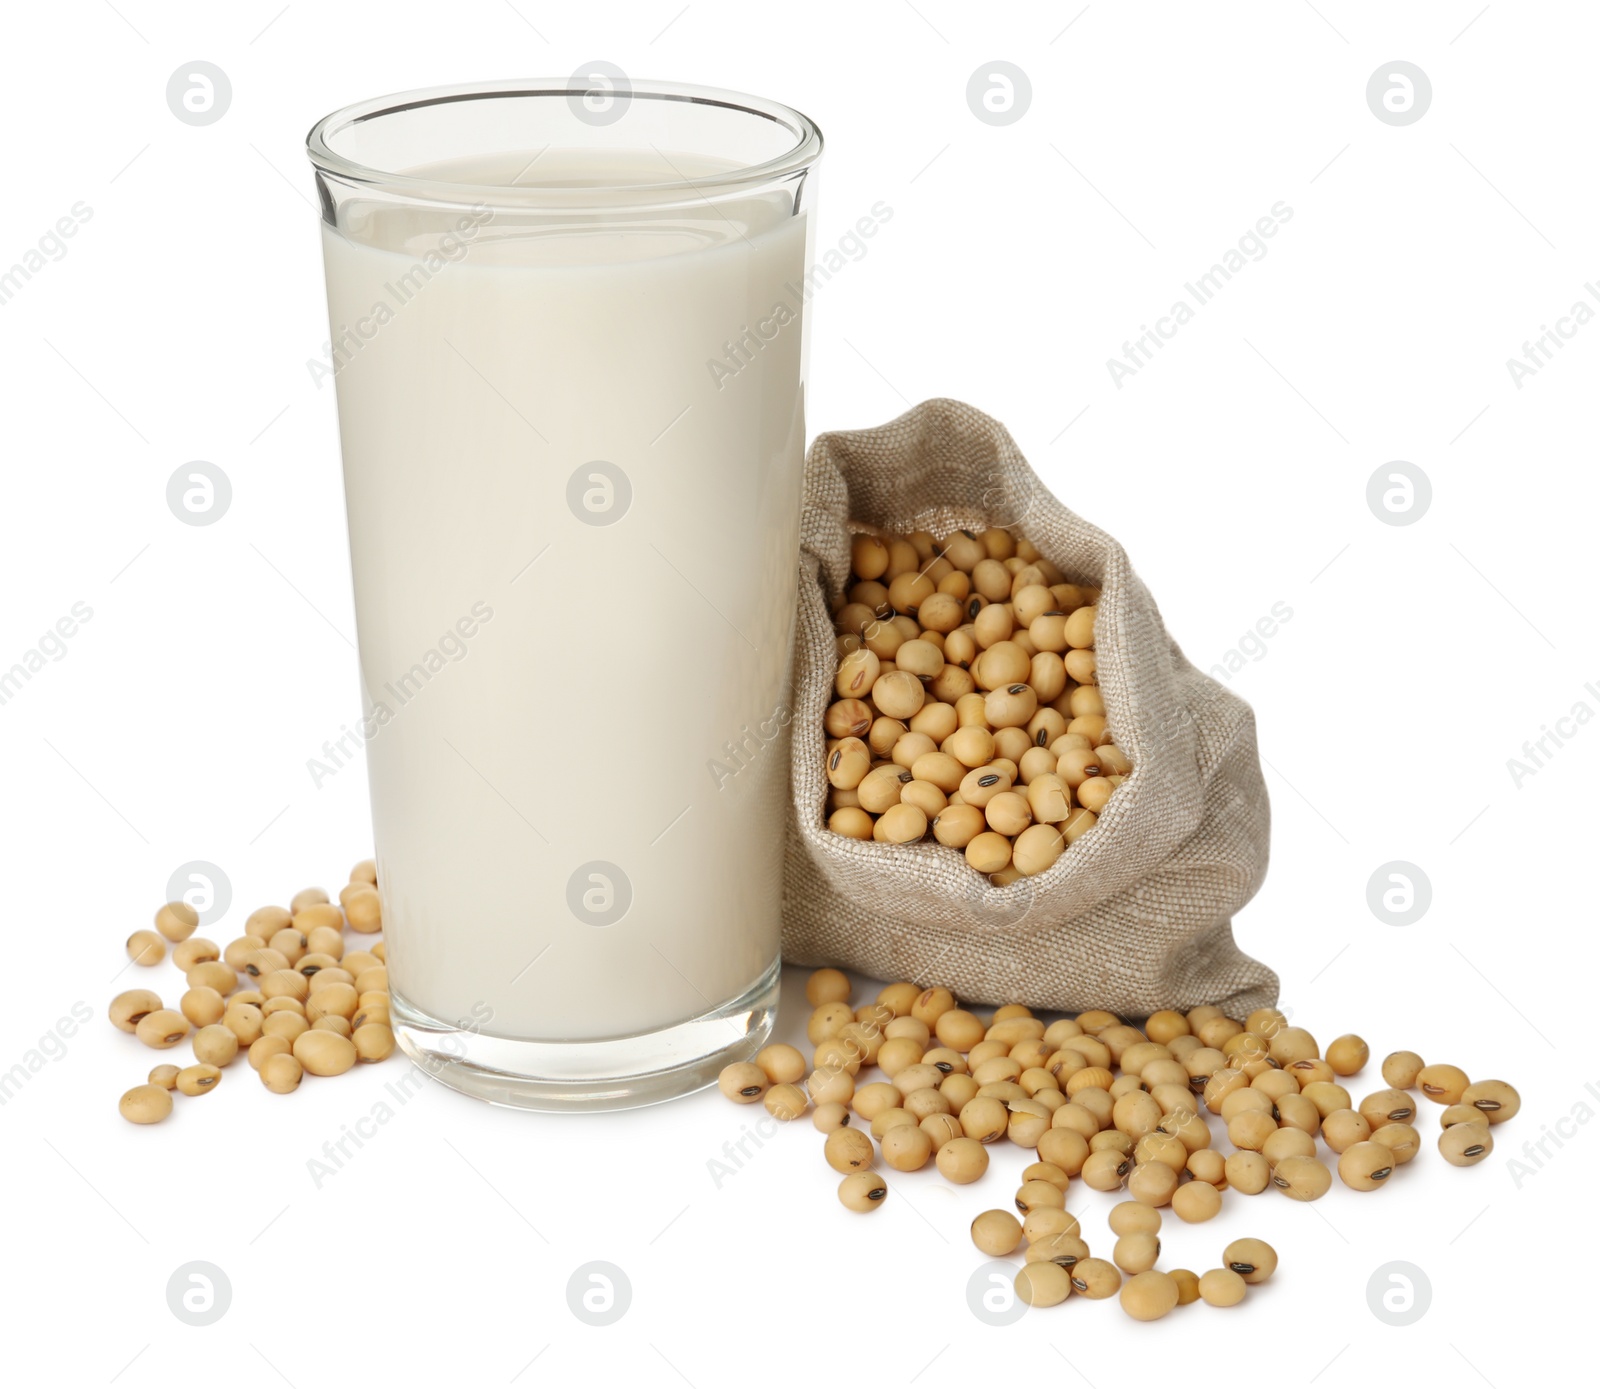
[{"x1": 306, "y1": 81, "x2": 821, "y2": 1110}]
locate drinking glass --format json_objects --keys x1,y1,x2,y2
[{"x1": 306, "y1": 79, "x2": 821, "y2": 1109}]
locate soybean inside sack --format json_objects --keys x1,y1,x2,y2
[{"x1": 783, "y1": 398, "x2": 1278, "y2": 1017}]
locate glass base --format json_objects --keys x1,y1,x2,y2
[{"x1": 390, "y1": 958, "x2": 780, "y2": 1112}]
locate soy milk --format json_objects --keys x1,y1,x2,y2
[{"x1": 321, "y1": 150, "x2": 809, "y2": 1040}]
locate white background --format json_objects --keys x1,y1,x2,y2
[{"x1": 1, "y1": 0, "x2": 1595, "y2": 1382}]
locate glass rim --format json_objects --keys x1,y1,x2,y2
[{"x1": 305, "y1": 78, "x2": 823, "y2": 205}]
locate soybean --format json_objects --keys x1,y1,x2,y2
[
  {"x1": 1337, "y1": 1141, "x2": 1396, "y2": 1191},
  {"x1": 249, "y1": 1035, "x2": 292, "y2": 1071},
  {"x1": 824, "y1": 1127, "x2": 875, "y2": 1174},
  {"x1": 352, "y1": 1023, "x2": 395, "y2": 1063},
  {"x1": 293, "y1": 1030, "x2": 357, "y2": 1077},
  {"x1": 119, "y1": 1083, "x2": 174, "y2": 1124},
  {"x1": 763, "y1": 1083, "x2": 808, "y2": 1121},
  {"x1": 1120, "y1": 1270, "x2": 1179, "y2": 1321},
  {"x1": 1015, "y1": 1178, "x2": 1065, "y2": 1216},
  {"x1": 172, "y1": 938, "x2": 220, "y2": 972},
  {"x1": 245, "y1": 905, "x2": 292, "y2": 941},
  {"x1": 1016, "y1": 1262, "x2": 1073, "y2": 1307},
  {"x1": 970, "y1": 1209, "x2": 1023, "y2": 1256},
  {"x1": 1225, "y1": 1151, "x2": 1270, "y2": 1195},
  {"x1": 1381, "y1": 1050, "x2": 1425, "y2": 1089},
  {"x1": 192, "y1": 1024, "x2": 239, "y2": 1067},
  {"x1": 223, "y1": 1002, "x2": 265, "y2": 1047},
  {"x1": 1369, "y1": 1123, "x2": 1422, "y2": 1166},
  {"x1": 1071, "y1": 1258, "x2": 1122, "y2": 1300},
  {"x1": 180, "y1": 987, "x2": 227, "y2": 1029},
  {"x1": 806, "y1": 969, "x2": 852, "y2": 1006},
  {"x1": 1170, "y1": 1179, "x2": 1223, "y2": 1223},
  {"x1": 126, "y1": 930, "x2": 166, "y2": 966},
  {"x1": 176, "y1": 1063, "x2": 221, "y2": 1096},
  {"x1": 1439, "y1": 1121, "x2": 1493, "y2": 1167},
  {"x1": 1417, "y1": 1063, "x2": 1470, "y2": 1105},
  {"x1": 1325, "y1": 1034, "x2": 1369, "y2": 1076},
  {"x1": 109, "y1": 989, "x2": 163, "y2": 1034},
  {"x1": 1198, "y1": 1268, "x2": 1247, "y2": 1308},
  {"x1": 260, "y1": 1053, "x2": 304, "y2": 1093},
  {"x1": 812, "y1": 1102, "x2": 850, "y2": 1133},
  {"x1": 756, "y1": 1043, "x2": 808, "y2": 1085},
  {"x1": 1026, "y1": 1233, "x2": 1090, "y2": 1271},
  {"x1": 1109, "y1": 1201, "x2": 1161, "y2": 1236},
  {"x1": 290, "y1": 887, "x2": 329, "y2": 914},
  {"x1": 1321, "y1": 1109, "x2": 1372, "y2": 1154},
  {"x1": 135, "y1": 1009, "x2": 190, "y2": 1049},
  {"x1": 1113, "y1": 1232, "x2": 1161, "y2": 1274},
  {"x1": 345, "y1": 888, "x2": 383, "y2": 934},
  {"x1": 154, "y1": 901, "x2": 200, "y2": 943},
  {"x1": 1359, "y1": 1088, "x2": 1417, "y2": 1129},
  {"x1": 1270, "y1": 1156, "x2": 1332, "y2": 1202},
  {"x1": 932, "y1": 1135, "x2": 986, "y2": 1184},
  {"x1": 1223, "y1": 1237, "x2": 1278, "y2": 1282},
  {"x1": 717, "y1": 1063, "x2": 769, "y2": 1103},
  {"x1": 882, "y1": 1124, "x2": 934, "y2": 1171},
  {"x1": 1462, "y1": 1079, "x2": 1520, "y2": 1124}
]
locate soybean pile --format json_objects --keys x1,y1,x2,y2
[
  {"x1": 824, "y1": 526, "x2": 1126, "y2": 878},
  {"x1": 111, "y1": 860, "x2": 395, "y2": 1123},
  {"x1": 719, "y1": 971, "x2": 1517, "y2": 1319}
]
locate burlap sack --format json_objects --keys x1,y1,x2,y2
[{"x1": 782, "y1": 398, "x2": 1277, "y2": 1017}]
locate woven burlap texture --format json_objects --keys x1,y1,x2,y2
[{"x1": 782, "y1": 398, "x2": 1277, "y2": 1016}]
